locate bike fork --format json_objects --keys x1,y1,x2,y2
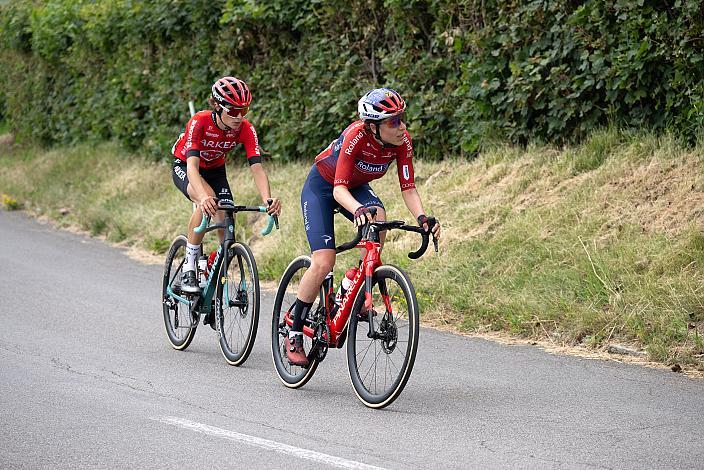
[{"x1": 365, "y1": 274, "x2": 375, "y2": 338}]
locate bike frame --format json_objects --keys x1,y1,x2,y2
[
  {"x1": 285, "y1": 227, "x2": 389, "y2": 347},
  {"x1": 165, "y1": 202, "x2": 274, "y2": 315},
  {"x1": 165, "y1": 212, "x2": 237, "y2": 315}
]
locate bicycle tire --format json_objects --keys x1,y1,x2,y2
[
  {"x1": 162, "y1": 235, "x2": 198, "y2": 350},
  {"x1": 216, "y1": 242, "x2": 260, "y2": 366},
  {"x1": 271, "y1": 255, "x2": 322, "y2": 388},
  {"x1": 346, "y1": 264, "x2": 419, "y2": 408}
]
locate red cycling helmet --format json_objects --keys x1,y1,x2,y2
[
  {"x1": 357, "y1": 88, "x2": 406, "y2": 122},
  {"x1": 212, "y1": 76, "x2": 252, "y2": 109}
]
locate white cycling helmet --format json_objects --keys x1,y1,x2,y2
[{"x1": 357, "y1": 88, "x2": 406, "y2": 122}]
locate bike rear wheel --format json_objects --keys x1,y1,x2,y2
[
  {"x1": 347, "y1": 265, "x2": 419, "y2": 408},
  {"x1": 216, "y1": 242, "x2": 260, "y2": 366},
  {"x1": 271, "y1": 255, "x2": 322, "y2": 388},
  {"x1": 162, "y1": 235, "x2": 198, "y2": 350}
]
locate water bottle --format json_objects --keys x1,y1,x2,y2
[
  {"x1": 207, "y1": 250, "x2": 217, "y2": 272},
  {"x1": 198, "y1": 256, "x2": 208, "y2": 288},
  {"x1": 334, "y1": 267, "x2": 359, "y2": 306}
]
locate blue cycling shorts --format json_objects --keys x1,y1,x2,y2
[{"x1": 301, "y1": 165, "x2": 384, "y2": 252}]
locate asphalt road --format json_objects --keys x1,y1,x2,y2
[{"x1": 1, "y1": 210, "x2": 703, "y2": 469}]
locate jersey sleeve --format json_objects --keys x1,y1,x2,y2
[
  {"x1": 238, "y1": 121, "x2": 262, "y2": 165},
  {"x1": 396, "y1": 132, "x2": 416, "y2": 191},
  {"x1": 333, "y1": 125, "x2": 365, "y2": 187},
  {"x1": 183, "y1": 115, "x2": 205, "y2": 158}
]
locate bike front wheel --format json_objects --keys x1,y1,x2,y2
[
  {"x1": 271, "y1": 255, "x2": 323, "y2": 388},
  {"x1": 216, "y1": 242, "x2": 260, "y2": 366},
  {"x1": 162, "y1": 234, "x2": 198, "y2": 350},
  {"x1": 347, "y1": 265, "x2": 419, "y2": 409}
]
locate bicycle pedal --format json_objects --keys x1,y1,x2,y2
[{"x1": 203, "y1": 313, "x2": 216, "y2": 330}]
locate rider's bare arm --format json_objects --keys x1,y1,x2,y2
[
  {"x1": 249, "y1": 163, "x2": 281, "y2": 215},
  {"x1": 401, "y1": 188, "x2": 441, "y2": 238}
]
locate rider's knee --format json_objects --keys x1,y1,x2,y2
[{"x1": 310, "y1": 253, "x2": 335, "y2": 277}]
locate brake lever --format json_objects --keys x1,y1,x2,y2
[
  {"x1": 266, "y1": 199, "x2": 280, "y2": 230},
  {"x1": 428, "y1": 217, "x2": 438, "y2": 253}
]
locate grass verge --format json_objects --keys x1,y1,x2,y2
[{"x1": 1, "y1": 130, "x2": 703, "y2": 369}]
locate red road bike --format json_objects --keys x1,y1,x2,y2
[{"x1": 271, "y1": 210, "x2": 437, "y2": 408}]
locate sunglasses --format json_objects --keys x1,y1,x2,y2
[
  {"x1": 384, "y1": 111, "x2": 406, "y2": 128},
  {"x1": 223, "y1": 106, "x2": 249, "y2": 118}
]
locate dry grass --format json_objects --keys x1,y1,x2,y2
[{"x1": 1, "y1": 129, "x2": 703, "y2": 370}]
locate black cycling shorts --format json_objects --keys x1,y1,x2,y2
[{"x1": 172, "y1": 158, "x2": 233, "y2": 202}]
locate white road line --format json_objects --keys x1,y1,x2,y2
[{"x1": 154, "y1": 416, "x2": 389, "y2": 470}]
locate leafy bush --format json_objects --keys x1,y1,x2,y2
[{"x1": 0, "y1": 0, "x2": 702, "y2": 160}]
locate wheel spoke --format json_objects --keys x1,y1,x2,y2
[
  {"x1": 355, "y1": 338, "x2": 375, "y2": 363},
  {"x1": 385, "y1": 351, "x2": 402, "y2": 375}
]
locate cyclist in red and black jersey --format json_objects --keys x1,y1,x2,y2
[
  {"x1": 286, "y1": 88, "x2": 441, "y2": 366},
  {"x1": 171, "y1": 76, "x2": 281, "y2": 293}
]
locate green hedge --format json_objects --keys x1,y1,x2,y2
[{"x1": 1, "y1": 0, "x2": 702, "y2": 160}]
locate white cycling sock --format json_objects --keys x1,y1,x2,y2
[
  {"x1": 185, "y1": 243, "x2": 200, "y2": 273},
  {"x1": 289, "y1": 330, "x2": 302, "y2": 339}
]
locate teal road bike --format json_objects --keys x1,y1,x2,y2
[{"x1": 162, "y1": 198, "x2": 278, "y2": 366}]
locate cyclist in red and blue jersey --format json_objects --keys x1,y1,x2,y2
[
  {"x1": 286, "y1": 88, "x2": 441, "y2": 366},
  {"x1": 172, "y1": 76, "x2": 281, "y2": 294}
]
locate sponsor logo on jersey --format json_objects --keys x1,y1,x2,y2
[
  {"x1": 402, "y1": 164, "x2": 410, "y2": 180},
  {"x1": 344, "y1": 131, "x2": 365, "y2": 156},
  {"x1": 200, "y1": 150, "x2": 225, "y2": 161},
  {"x1": 205, "y1": 131, "x2": 220, "y2": 138},
  {"x1": 186, "y1": 119, "x2": 197, "y2": 148},
  {"x1": 403, "y1": 134, "x2": 412, "y2": 154},
  {"x1": 356, "y1": 160, "x2": 389, "y2": 174},
  {"x1": 200, "y1": 139, "x2": 237, "y2": 149},
  {"x1": 322, "y1": 235, "x2": 332, "y2": 245},
  {"x1": 250, "y1": 126, "x2": 260, "y2": 155}
]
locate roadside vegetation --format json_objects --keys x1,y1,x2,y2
[{"x1": 2, "y1": 128, "x2": 702, "y2": 370}]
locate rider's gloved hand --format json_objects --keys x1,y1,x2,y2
[
  {"x1": 354, "y1": 206, "x2": 373, "y2": 227},
  {"x1": 417, "y1": 214, "x2": 441, "y2": 239},
  {"x1": 200, "y1": 195, "x2": 219, "y2": 217},
  {"x1": 266, "y1": 197, "x2": 282, "y2": 216}
]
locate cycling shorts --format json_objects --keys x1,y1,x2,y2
[
  {"x1": 172, "y1": 158, "x2": 233, "y2": 202},
  {"x1": 300, "y1": 165, "x2": 384, "y2": 252}
]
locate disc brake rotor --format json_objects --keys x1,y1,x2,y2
[{"x1": 380, "y1": 313, "x2": 398, "y2": 353}]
